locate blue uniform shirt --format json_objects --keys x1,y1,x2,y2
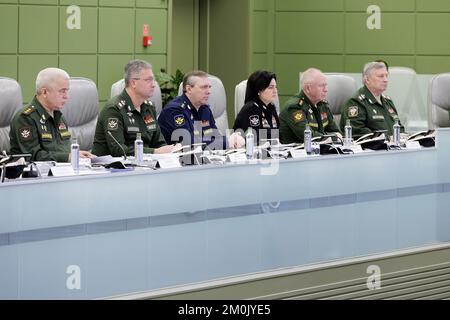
[{"x1": 158, "y1": 94, "x2": 227, "y2": 149}]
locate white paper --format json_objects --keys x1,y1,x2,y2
[
  {"x1": 290, "y1": 149, "x2": 307, "y2": 158},
  {"x1": 405, "y1": 141, "x2": 422, "y2": 150},
  {"x1": 228, "y1": 153, "x2": 248, "y2": 163},
  {"x1": 157, "y1": 155, "x2": 182, "y2": 168}
]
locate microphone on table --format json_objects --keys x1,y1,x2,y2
[{"x1": 107, "y1": 131, "x2": 127, "y2": 160}]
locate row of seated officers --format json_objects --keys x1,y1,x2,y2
[{"x1": 8, "y1": 59, "x2": 405, "y2": 162}]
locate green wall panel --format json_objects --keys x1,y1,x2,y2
[
  {"x1": 60, "y1": 7, "x2": 98, "y2": 54},
  {"x1": 98, "y1": 0, "x2": 133, "y2": 7},
  {"x1": 60, "y1": 0, "x2": 98, "y2": 6},
  {"x1": 0, "y1": 0, "x2": 17, "y2": 3},
  {"x1": 0, "y1": 5, "x2": 18, "y2": 54},
  {"x1": 19, "y1": 6, "x2": 58, "y2": 53},
  {"x1": 416, "y1": 56, "x2": 450, "y2": 74},
  {"x1": 0, "y1": 56, "x2": 18, "y2": 80},
  {"x1": 417, "y1": 0, "x2": 450, "y2": 12},
  {"x1": 253, "y1": 12, "x2": 268, "y2": 53},
  {"x1": 345, "y1": 0, "x2": 415, "y2": 12},
  {"x1": 251, "y1": 53, "x2": 269, "y2": 72},
  {"x1": 275, "y1": 13, "x2": 344, "y2": 54},
  {"x1": 98, "y1": 8, "x2": 134, "y2": 53},
  {"x1": 276, "y1": 0, "x2": 344, "y2": 12},
  {"x1": 345, "y1": 13, "x2": 415, "y2": 54},
  {"x1": 344, "y1": 55, "x2": 415, "y2": 73},
  {"x1": 97, "y1": 55, "x2": 133, "y2": 101},
  {"x1": 275, "y1": 54, "x2": 344, "y2": 95},
  {"x1": 253, "y1": 0, "x2": 268, "y2": 11},
  {"x1": 135, "y1": 54, "x2": 166, "y2": 75},
  {"x1": 18, "y1": 55, "x2": 58, "y2": 104},
  {"x1": 19, "y1": 0, "x2": 57, "y2": 4},
  {"x1": 135, "y1": 9, "x2": 167, "y2": 54},
  {"x1": 59, "y1": 55, "x2": 97, "y2": 82},
  {"x1": 136, "y1": 0, "x2": 168, "y2": 8},
  {"x1": 417, "y1": 14, "x2": 450, "y2": 55}
]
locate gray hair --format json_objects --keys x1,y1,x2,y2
[
  {"x1": 124, "y1": 59, "x2": 153, "y2": 86},
  {"x1": 363, "y1": 61, "x2": 387, "y2": 84},
  {"x1": 36, "y1": 68, "x2": 70, "y2": 94},
  {"x1": 300, "y1": 68, "x2": 323, "y2": 90},
  {"x1": 182, "y1": 70, "x2": 208, "y2": 93}
]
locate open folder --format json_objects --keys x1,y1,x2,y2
[{"x1": 406, "y1": 130, "x2": 436, "y2": 147}]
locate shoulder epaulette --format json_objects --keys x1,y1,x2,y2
[
  {"x1": 382, "y1": 94, "x2": 392, "y2": 101},
  {"x1": 358, "y1": 94, "x2": 366, "y2": 101},
  {"x1": 116, "y1": 100, "x2": 126, "y2": 109},
  {"x1": 22, "y1": 106, "x2": 36, "y2": 115}
]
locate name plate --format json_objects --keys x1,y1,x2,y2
[
  {"x1": 290, "y1": 149, "x2": 307, "y2": 158},
  {"x1": 157, "y1": 156, "x2": 182, "y2": 169},
  {"x1": 405, "y1": 141, "x2": 422, "y2": 150},
  {"x1": 227, "y1": 153, "x2": 248, "y2": 163}
]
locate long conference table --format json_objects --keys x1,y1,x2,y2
[{"x1": 1, "y1": 129, "x2": 449, "y2": 299}]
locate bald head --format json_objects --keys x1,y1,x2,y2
[{"x1": 300, "y1": 68, "x2": 327, "y2": 105}]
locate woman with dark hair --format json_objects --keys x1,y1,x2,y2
[{"x1": 233, "y1": 70, "x2": 279, "y2": 144}]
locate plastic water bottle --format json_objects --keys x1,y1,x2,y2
[
  {"x1": 304, "y1": 125, "x2": 312, "y2": 155},
  {"x1": 246, "y1": 129, "x2": 254, "y2": 159},
  {"x1": 134, "y1": 132, "x2": 144, "y2": 165},
  {"x1": 393, "y1": 120, "x2": 401, "y2": 147},
  {"x1": 344, "y1": 119, "x2": 352, "y2": 147},
  {"x1": 70, "y1": 137, "x2": 80, "y2": 172}
]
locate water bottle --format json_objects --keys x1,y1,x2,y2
[
  {"x1": 393, "y1": 120, "x2": 401, "y2": 147},
  {"x1": 246, "y1": 129, "x2": 254, "y2": 159},
  {"x1": 304, "y1": 125, "x2": 312, "y2": 155},
  {"x1": 344, "y1": 119, "x2": 352, "y2": 147},
  {"x1": 70, "y1": 137, "x2": 80, "y2": 172},
  {"x1": 134, "y1": 132, "x2": 144, "y2": 165}
]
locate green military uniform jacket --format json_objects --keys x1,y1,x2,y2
[
  {"x1": 9, "y1": 96, "x2": 71, "y2": 162},
  {"x1": 92, "y1": 89, "x2": 166, "y2": 157},
  {"x1": 340, "y1": 86, "x2": 405, "y2": 138},
  {"x1": 279, "y1": 91, "x2": 340, "y2": 144}
]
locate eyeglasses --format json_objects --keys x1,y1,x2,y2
[{"x1": 132, "y1": 77, "x2": 155, "y2": 83}]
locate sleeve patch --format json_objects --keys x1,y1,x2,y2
[
  {"x1": 19, "y1": 127, "x2": 32, "y2": 141},
  {"x1": 174, "y1": 115, "x2": 185, "y2": 126},
  {"x1": 107, "y1": 118, "x2": 119, "y2": 130},
  {"x1": 348, "y1": 106, "x2": 359, "y2": 118},
  {"x1": 249, "y1": 115, "x2": 260, "y2": 126},
  {"x1": 292, "y1": 111, "x2": 305, "y2": 123}
]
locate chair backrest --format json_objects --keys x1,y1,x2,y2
[
  {"x1": 110, "y1": 78, "x2": 163, "y2": 116},
  {"x1": 234, "y1": 79, "x2": 280, "y2": 116},
  {"x1": 298, "y1": 72, "x2": 357, "y2": 124},
  {"x1": 427, "y1": 73, "x2": 450, "y2": 129},
  {"x1": 177, "y1": 74, "x2": 228, "y2": 135},
  {"x1": 61, "y1": 77, "x2": 98, "y2": 151},
  {"x1": 0, "y1": 77, "x2": 23, "y2": 153}
]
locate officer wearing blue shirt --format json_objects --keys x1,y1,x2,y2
[{"x1": 158, "y1": 71, "x2": 244, "y2": 150}]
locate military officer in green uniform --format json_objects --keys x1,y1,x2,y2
[
  {"x1": 279, "y1": 68, "x2": 340, "y2": 144},
  {"x1": 9, "y1": 68, "x2": 94, "y2": 162},
  {"x1": 340, "y1": 61, "x2": 405, "y2": 138},
  {"x1": 92, "y1": 60, "x2": 178, "y2": 157}
]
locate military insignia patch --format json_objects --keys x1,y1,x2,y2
[
  {"x1": 60, "y1": 131, "x2": 71, "y2": 138},
  {"x1": 107, "y1": 118, "x2": 119, "y2": 130},
  {"x1": 299, "y1": 99, "x2": 304, "y2": 106},
  {"x1": 58, "y1": 122, "x2": 67, "y2": 131},
  {"x1": 41, "y1": 133, "x2": 53, "y2": 140},
  {"x1": 19, "y1": 127, "x2": 32, "y2": 141},
  {"x1": 293, "y1": 111, "x2": 304, "y2": 122},
  {"x1": 348, "y1": 106, "x2": 358, "y2": 117},
  {"x1": 249, "y1": 115, "x2": 260, "y2": 126},
  {"x1": 143, "y1": 115, "x2": 154, "y2": 124},
  {"x1": 201, "y1": 120, "x2": 210, "y2": 127},
  {"x1": 388, "y1": 108, "x2": 395, "y2": 114},
  {"x1": 174, "y1": 115, "x2": 185, "y2": 126},
  {"x1": 321, "y1": 112, "x2": 327, "y2": 120},
  {"x1": 272, "y1": 116, "x2": 278, "y2": 127}
]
